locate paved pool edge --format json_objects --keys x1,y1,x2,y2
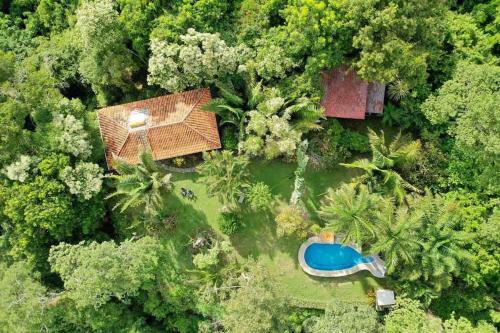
[{"x1": 298, "y1": 236, "x2": 386, "y2": 278}]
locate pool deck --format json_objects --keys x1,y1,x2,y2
[{"x1": 298, "y1": 236, "x2": 386, "y2": 278}]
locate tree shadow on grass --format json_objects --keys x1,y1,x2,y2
[
  {"x1": 159, "y1": 193, "x2": 215, "y2": 269},
  {"x1": 232, "y1": 209, "x2": 280, "y2": 259}
]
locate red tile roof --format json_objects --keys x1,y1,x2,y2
[
  {"x1": 97, "y1": 88, "x2": 221, "y2": 169},
  {"x1": 321, "y1": 65, "x2": 385, "y2": 119}
]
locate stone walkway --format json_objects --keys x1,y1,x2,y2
[
  {"x1": 298, "y1": 236, "x2": 386, "y2": 278},
  {"x1": 160, "y1": 165, "x2": 197, "y2": 173}
]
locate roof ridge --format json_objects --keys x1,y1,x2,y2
[
  {"x1": 180, "y1": 93, "x2": 204, "y2": 123},
  {"x1": 100, "y1": 112, "x2": 128, "y2": 131},
  {"x1": 145, "y1": 92, "x2": 204, "y2": 130},
  {"x1": 116, "y1": 132, "x2": 132, "y2": 157},
  {"x1": 182, "y1": 121, "x2": 220, "y2": 146}
]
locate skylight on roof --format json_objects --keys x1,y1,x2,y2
[{"x1": 128, "y1": 109, "x2": 148, "y2": 131}]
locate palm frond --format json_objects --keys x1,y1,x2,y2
[
  {"x1": 201, "y1": 98, "x2": 227, "y2": 113},
  {"x1": 216, "y1": 82, "x2": 245, "y2": 107},
  {"x1": 341, "y1": 159, "x2": 379, "y2": 172}
]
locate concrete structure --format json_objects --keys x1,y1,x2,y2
[{"x1": 376, "y1": 289, "x2": 396, "y2": 311}]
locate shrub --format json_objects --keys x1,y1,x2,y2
[
  {"x1": 247, "y1": 182, "x2": 273, "y2": 211},
  {"x1": 221, "y1": 127, "x2": 238, "y2": 151},
  {"x1": 340, "y1": 131, "x2": 369, "y2": 153},
  {"x1": 173, "y1": 157, "x2": 185, "y2": 167},
  {"x1": 219, "y1": 212, "x2": 241, "y2": 236},
  {"x1": 275, "y1": 204, "x2": 310, "y2": 239},
  {"x1": 308, "y1": 120, "x2": 350, "y2": 169},
  {"x1": 309, "y1": 119, "x2": 371, "y2": 169}
]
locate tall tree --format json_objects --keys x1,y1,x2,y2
[
  {"x1": 148, "y1": 29, "x2": 251, "y2": 92},
  {"x1": 0, "y1": 261, "x2": 47, "y2": 333},
  {"x1": 422, "y1": 62, "x2": 499, "y2": 195},
  {"x1": 107, "y1": 152, "x2": 173, "y2": 218},
  {"x1": 318, "y1": 184, "x2": 384, "y2": 247},
  {"x1": 197, "y1": 150, "x2": 250, "y2": 210},
  {"x1": 221, "y1": 263, "x2": 288, "y2": 333},
  {"x1": 75, "y1": 0, "x2": 137, "y2": 105},
  {"x1": 304, "y1": 300, "x2": 381, "y2": 333},
  {"x1": 369, "y1": 203, "x2": 422, "y2": 274},
  {"x1": 385, "y1": 298, "x2": 442, "y2": 333},
  {"x1": 342, "y1": 128, "x2": 422, "y2": 204},
  {"x1": 335, "y1": 0, "x2": 447, "y2": 90},
  {"x1": 49, "y1": 237, "x2": 162, "y2": 309}
]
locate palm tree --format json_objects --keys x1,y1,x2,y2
[
  {"x1": 369, "y1": 203, "x2": 422, "y2": 274},
  {"x1": 401, "y1": 192, "x2": 472, "y2": 292},
  {"x1": 197, "y1": 150, "x2": 250, "y2": 210},
  {"x1": 203, "y1": 82, "x2": 323, "y2": 144},
  {"x1": 202, "y1": 82, "x2": 265, "y2": 143},
  {"x1": 283, "y1": 96, "x2": 324, "y2": 133},
  {"x1": 107, "y1": 151, "x2": 173, "y2": 217},
  {"x1": 318, "y1": 184, "x2": 384, "y2": 248},
  {"x1": 341, "y1": 128, "x2": 422, "y2": 204}
]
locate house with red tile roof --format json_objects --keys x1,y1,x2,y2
[
  {"x1": 321, "y1": 65, "x2": 385, "y2": 119},
  {"x1": 97, "y1": 88, "x2": 221, "y2": 169}
]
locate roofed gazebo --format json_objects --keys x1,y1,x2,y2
[{"x1": 321, "y1": 65, "x2": 385, "y2": 119}]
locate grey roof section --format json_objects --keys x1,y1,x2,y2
[
  {"x1": 367, "y1": 82, "x2": 386, "y2": 114},
  {"x1": 376, "y1": 289, "x2": 396, "y2": 306}
]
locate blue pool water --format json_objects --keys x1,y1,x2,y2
[{"x1": 304, "y1": 243, "x2": 373, "y2": 271}]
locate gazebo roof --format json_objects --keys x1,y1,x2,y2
[
  {"x1": 97, "y1": 88, "x2": 221, "y2": 169},
  {"x1": 321, "y1": 65, "x2": 385, "y2": 119},
  {"x1": 376, "y1": 289, "x2": 396, "y2": 306}
]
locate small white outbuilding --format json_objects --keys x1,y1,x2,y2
[{"x1": 375, "y1": 289, "x2": 396, "y2": 311}]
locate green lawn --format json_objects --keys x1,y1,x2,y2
[{"x1": 156, "y1": 160, "x2": 385, "y2": 307}]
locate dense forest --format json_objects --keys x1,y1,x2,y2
[{"x1": 0, "y1": 0, "x2": 498, "y2": 332}]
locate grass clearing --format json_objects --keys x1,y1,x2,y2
[
  {"x1": 150, "y1": 160, "x2": 385, "y2": 306},
  {"x1": 110, "y1": 119, "x2": 401, "y2": 305}
]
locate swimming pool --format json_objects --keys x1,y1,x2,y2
[
  {"x1": 298, "y1": 236, "x2": 386, "y2": 278},
  {"x1": 304, "y1": 243, "x2": 374, "y2": 270}
]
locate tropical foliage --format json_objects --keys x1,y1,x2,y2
[
  {"x1": 107, "y1": 152, "x2": 173, "y2": 218},
  {"x1": 319, "y1": 184, "x2": 384, "y2": 248},
  {"x1": 0, "y1": 0, "x2": 498, "y2": 331},
  {"x1": 197, "y1": 150, "x2": 250, "y2": 209},
  {"x1": 342, "y1": 129, "x2": 422, "y2": 204}
]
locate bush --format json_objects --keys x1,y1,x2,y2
[
  {"x1": 219, "y1": 212, "x2": 241, "y2": 236},
  {"x1": 275, "y1": 204, "x2": 310, "y2": 239},
  {"x1": 340, "y1": 131, "x2": 369, "y2": 153},
  {"x1": 221, "y1": 127, "x2": 239, "y2": 151},
  {"x1": 308, "y1": 119, "x2": 369, "y2": 169},
  {"x1": 173, "y1": 157, "x2": 185, "y2": 167},
  {"x1": 247, "y1": 182, "x2": 273, "y2": 211}
]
